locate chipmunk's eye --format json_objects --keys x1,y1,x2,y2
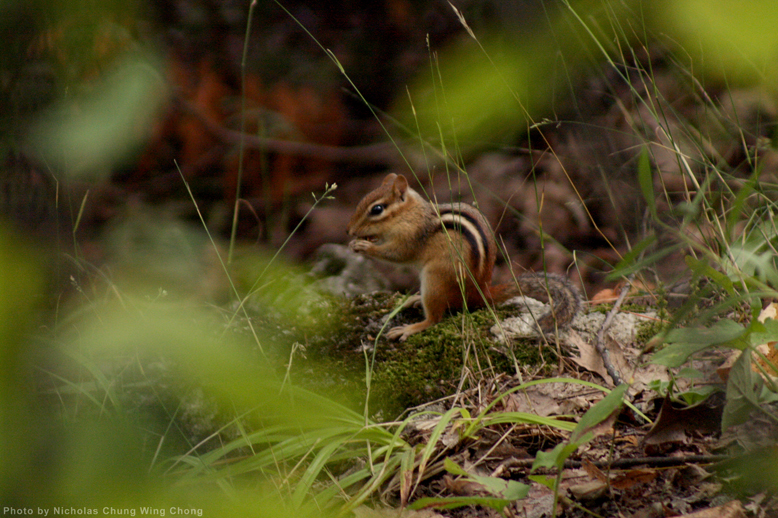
[{"x1": 370, "y1": 204, "x2": 384, "y2": 216}]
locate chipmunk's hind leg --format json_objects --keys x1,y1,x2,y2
[{"x1": 386, "y1": 265, "x2": 456, "y2": 341}]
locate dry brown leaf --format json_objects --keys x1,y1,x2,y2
[
  {"x1": 628, "y1": 360, "x2": 674, "y2": 393},
  {"x1": 566, "y1": 330, "x2": 611, "y2": 381},
  {"x1": 716, "y1": 303, "x2": 778, "y2": 383},
  {"x1": 568, "y1": 480, "x2": 608, "y2": 501},
  {"x1": 500, "y1": 381, "x2": 596, "y2": 417},
  {"x1": 581, "y1": 459, "x2": 607, "y2": 482},
  {"x1": 567, "y1": 330, "x2": 631, "y2": 385},
  {"x1": 643, "y1": 396, "x2": 723, "y2": 450},
  {"x1": 755, "y1": 341, "x2": 778, "y2": 377},
  {"x1": 400, "y1": 466, "x2": 413, "y2": 507},
  {"x1": 591, "y1": 288, "x2": 619, "y2": 304},
  {"x1": 759, "y1": 302, "x2": 778, "y2": 322},
  {"x1": 716, "y1": 348, "x2": 740, "y2": 382},
  {"x1": 443, "y1": 475, "x2": 489, "y2": 497},
  {"x1": 609, "y1": 468, "x2": 658, "y2": 490},
  {"x1": 754, "y1": 302, "x2": 778, "y2": 378},
  {"x1": 512, "y1": 482, "x2": 556, "y2": 518},
  {"x1": 502, "y1": 388, "x2": 561, "y2": 417}
]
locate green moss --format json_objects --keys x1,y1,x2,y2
[
  {"x1": 365, "y1": 300, "x2": 552, "y2": 417},
  {"x1": 633, "y1": 314, "x2": 665, "y2": 346},
  {"x1": 590, "y1": 302, "x2": 648, "y2": 315}
]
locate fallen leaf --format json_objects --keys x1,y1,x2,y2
[
  {"x1": 582, "y1": 459, "x2": 658, "y2": 490},
  {"x1": 499, "y1": 381, "x2": 595, "y2": 417},
  {"x1": 643, "y1": 395, "x2": 723, "y2": 451},
  {"x1": 444, "y1": 475, "x2": 488, "y2": 496},
  {"x1": 716, "y1": 348, "x2": 740, "y2": 382},
  {"x1": 568, "y1": 480, "x2": 608, "y2": 501},
  {"x1": 758, "y1": 302, "x2": 778, "y2": 323},
  {"x1": 581, "y1": 459, "x2": 607, "y2": 482},
  {"x1": 609, "y1": 468, "x2": 658, "y2": 490},
  {"x1": 567, "y1": 330, "x2": 632, "y2": 386},
  {"x1": 591, "y1": 288, "x2": 618, "y2": 304}
]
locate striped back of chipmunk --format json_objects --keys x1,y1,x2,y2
[{"x1": 436, "y1": 204, "x2": 493, "y2": 280}]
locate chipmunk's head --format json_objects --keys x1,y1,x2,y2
[{"x1": 347, "y1": 173, "x2": 413, "y2": 241}]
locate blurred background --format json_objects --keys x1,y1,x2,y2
[{"x1": 3, "y1": 0, "x2": 777, "y2": 293}]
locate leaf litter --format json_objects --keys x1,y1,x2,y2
[{"x1": 372, "y1": 298, "x2": 778, "y2": 517}]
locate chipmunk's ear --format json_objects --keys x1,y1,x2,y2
[
  {"x1": 393, "y1": 174, "x2": 408, "y2": 200},
  {"x1": 381, "y1": 173, "x2": 398, "y2": 186}
]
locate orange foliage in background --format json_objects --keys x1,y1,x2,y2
[
  {"x1": 172, "y1": 56, "x2": 229, "y2": 177},
  {"x1": 138, "y1": 52, "x2": 348, "y2": 206},
  {"x1": 227, "y1": 75, "x2": 347, "y2": 203}
]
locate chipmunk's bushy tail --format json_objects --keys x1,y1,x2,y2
[{"x1": 489, "y1": 272, "x2": 582, "y2": 332}]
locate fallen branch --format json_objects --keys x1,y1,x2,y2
[
  {"x1": 594, "y1": 279, "x2": 633, "y2": 385},
  {"x1": 504, "y1": 454, "x2": 728, "y2": 470},
  {"x1": 173, "y1": 95, "x2": 408, "y2": 167}
]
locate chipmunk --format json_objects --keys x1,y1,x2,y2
[{"x1": 347, "y1": 173, "x2": 581, "y2": 341}]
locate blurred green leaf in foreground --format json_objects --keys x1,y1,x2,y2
[
  {"x1": 29, "y1": 50, "x2": 167, "y2": 180},
  {"x1": 0, "y1": 222, "x2": 363, "y2": 515}
]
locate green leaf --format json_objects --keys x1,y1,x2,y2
[
  {"x1": 749, "y1": 318, "x2": 778, "y2": 348},
  {"x1": 443, "y1": 457, "x2": 468, "y2": 477},
  {"x1": 532, "y1": 384, "x2": 628, "y2": 473},
  {"x1": 726, "y1": 244, "x2": 778, "y2": 284},
  {"x1": 502, "y1": 480, "x2": 531, "y2": 500},
  {"x1": 30, "y1": 51, "x2": 166, "y2": 179},
  {"x1": 651, "y1": 343, "x2": 720, "y2": 369},
  {"x1": 479, "y1": 412, "x2": 576, "y2": 431},
  {"x1": 527, "y1": 474, "x2": 555, "y2": 489},
  {"x1": 727, "y1": 169, "x2": 760, "y2": 237},
  {"x1": 606, "y1": 233, "x2": 655, "y2": 280},
  {"x1": 607, "y1": 240, "x2": 681, "y2": 281},
  {"x1": 409, "y1": 496, "x2": 514, "y2": 512},
  {"x1": 758, "y1": 383, "x2": 778, "y2": 404},
  {"x1": 665, "y1": 320, "x2": 746, "y2": 345},
  {"x1": 652, "y1": 320, "x2": 747, "y2": 367},
  {"x1": 420, "y1": 408, "x2": 466, "y2": 475},
  {"x1": 722, "y1": 350, "x2": 761, "y2": 431},
  {"x1": 531, "y1": 442, "x2": 571, "y2": 471},
  {"x1": 570, "y1": 384, "x2": 628, "y2": 444},
  {"x1": 472, "y1": 476, "x2": 515, "y2": 499},
  {"x1": 678, "y1": 368, "x2": 704, "y2": 379},
  {"x1": 677, "y1": 386, "x2": 718, "y2": 406},
  {"x1": 443, "y1": 458, "x2": 530, "y2": 500},
  {"x1": 638, "y1": 146, "x2": 656, "y2": 218},
  {"x1": 685, "y1": 256, "x2": 735, "y2": 294},
  {"x1": 427, "y1": 457, "x2": 532, "y2": 510}
]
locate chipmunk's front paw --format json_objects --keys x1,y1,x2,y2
[{"x1": 349, "y1": 239, "x2": 374, "y2": 254}]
